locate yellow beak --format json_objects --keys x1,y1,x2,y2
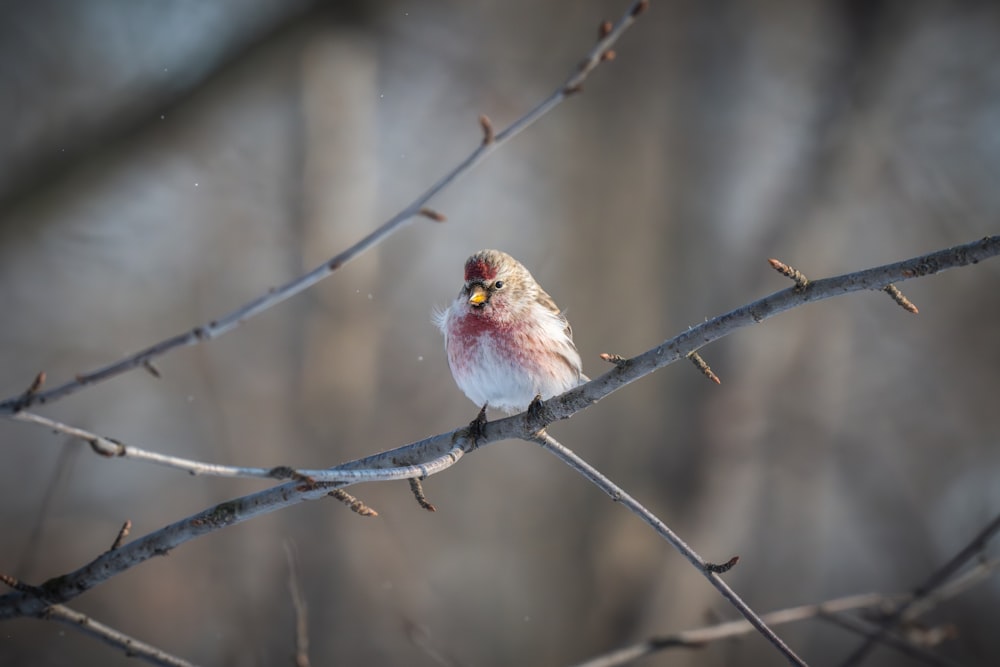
[{"x1": 468, "y1": 285, "x2": 488, "y2": 306}]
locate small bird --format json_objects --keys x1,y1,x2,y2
[{"x1": 436, "y1": 249, "x2": 588, "y2": 415}]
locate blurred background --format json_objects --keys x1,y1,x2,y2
[{"x1": 1, "y1": 0, "x2": 999, "y2": 665}]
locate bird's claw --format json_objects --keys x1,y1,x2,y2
[
  {"x1": 527, "y1": 394, "x2": 547, "y2": 423},
  {"x1": 466, "y1": 404, "x2": 488, "y2": 447}
]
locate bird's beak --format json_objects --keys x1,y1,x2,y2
[{"x1": 468, "y1": 284, "x2": 488, "y2": 306}]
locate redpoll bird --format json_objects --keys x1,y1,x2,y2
[{"x1": 436, "y1": 249, "x2": 588, "y2": 414}]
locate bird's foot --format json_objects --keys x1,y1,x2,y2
[
  {"x1": 465, "y1": 404, "x2": 489, "y2": 447},
  {"x1": 526, "y1": 394, "x2": 547, "y2": 424}
]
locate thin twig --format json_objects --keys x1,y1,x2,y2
[
  {"x1": 327, "y1": 489, "x2": 378, "y2": 517},
  {"x1": 572, "y1": 593, "x2": 893, "y2": 667},
  {"x1": 0, "y1": 574, "x2": 41, "y2": 595},
  {"x1": 599, "y1": 352, "x2": 628, "y2": 367},
  {"x1": 905, "y1": 553, "x2": 1000, "y2": 618},
  {"x1": 9, "y1": 371, "x2": 46, "y2": 412},
  {"x1": 574, "y1": 558, "x2": 1000, "y2": 667},
  {"x1": 17, "y1": 438, "x2": 78, "y2": 576},
  {"x1": 108, "y1": 520, "x2": 131, "y2": 551},
  {"x1": 409, "y1": 478, "x2": 437, "y2": 512},
  {"x1": 840, "y1": 511, "x2": 1000, "y2": 666},
  {"x1": 25, "y1": 371, "x2": 46, "y2": 395},
  {"x1": 2, "y1": 576, "x2": 199, "y2": 666},
  {"x1": 688, "y1": 352, "x2": 721, "y2": 384},
  {"x1": 2, "y1": 578, "x2": 199, "y2": 667},
  {"x1": 10, "y1": 411, "x2": 466, "y2": 485},
  {"x1": 531, "y1": 430, "x2": 807, "y2": 666},
  {"x1": 705, "y1": 556, "x2": 739, "y2": 573},
  {"x1": 43, "y1": 604, "x2": 200, "y2": 667},
  {"x1": 0, "y1": 0, "x2": 651, "y2": 417},
  {"x1": 822, "y1": 613, "x2": 963, "y2": 667},
  {"x1": 883, "y1": 284, "x2": 919, "y2": 313},
  {"x1": 478, "y1": 114, "x2": 495, "y2": 145},
  {"x1": 768, "y1": 258, "x2": 810, "y2": 290},
  {"x1": 418, "y1": 207, "x2": 447, "y2": 222},
  {"x1": 284, "y1": 542, "x2": 311, "y2": 667}
]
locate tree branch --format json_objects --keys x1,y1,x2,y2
[
  {"x1": 533, "y1": 430, "x2": 807, "y2": 665},
  {"x1": 284, "y1": 541, "x2": 311, "y2": 667},
  {"x1": 6, "y1": 238, "x2": 995, "y2": 665},
  {"x1": 573, "y1": 594, "x2": 895, "y2": 667},
  {"x1": 573, "y1": 558, "x2": 999, "y2": 667},
  {"x1": 14, "y1": 238, "x2": 1000, "y2": 489},
  {"x1": 26, "y1": 601, "x2": 199, "y2": 667},
  {"x1": 3, "y1": 0, "x2": 992, "y2": 661},
  {"x1": 840, "y1": 511, "x2": 1000, "y2": 666},
  {"x1": 0, "y1": 0, "x2": 650, "y2": 417},
  {"x1": 9, "y1": 410, "x2": 466, "y2": 485}
]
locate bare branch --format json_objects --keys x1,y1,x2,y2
[
  {"x1": 18, "y1": 239, "x2": 999, "y2": 485},
  {"x1": 10, "y1": 411, "x2": 466, "y2": 485},
  {"x1": 11, "y1": 412, "x2": 125, "y2": 457},
  {"x1": 17, "y1": 438, "x2": 78, "y2": 575},
  {"x1": 0, "y1": 575, "x2": 198, "y2": 667},
  {"x1": 284, "y1": 542, "x2": 311, "y2": 667},
  {"x1": 0, "y1": 0, "x2": 650, "y2": 417},
  {"x1": 572, "y1": 594, "x2": 894, "y2": 667},
  {"x1": 43, "y1": 605, "x2": 200, "y2": 667},
  {"x1": 3, "y1": 238, "x2": 998, "y2": 665},
  {"x1": 532, "y1": 430, "x2": 806, "y2": 666},
  {"x1": 543, "y1": 237, "x2": 999, "y2": 431},
  {"x1": 1, "y1": 0, "x2": 992, "y2": 661},
  {"x1": 574, "y1": 558, "x2": 1000, "y2": 667},
  {"x1": 840, "y1": 511, "x2": 1000, "y2": 666},
  {"x1": 822, "y1": 613, "x2": 963, "y2": 667},
  {"x1": 17, "y1": 237, "x2": 995, "y2": 487},
  {"x1": 9, "y1": 371, "x2": 46, "y2": 412}
]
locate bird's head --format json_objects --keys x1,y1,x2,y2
[{"x1": 460, "y1": 249, "x2": 534, "y2": 318}]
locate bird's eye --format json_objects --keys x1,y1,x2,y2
[{"x1": 494, "y1": 280, "x2": 504, "y2": 289}]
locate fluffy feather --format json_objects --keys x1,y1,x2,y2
[{"x1": 437, "y1": 249, "x2": 587, "y2": 413}]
